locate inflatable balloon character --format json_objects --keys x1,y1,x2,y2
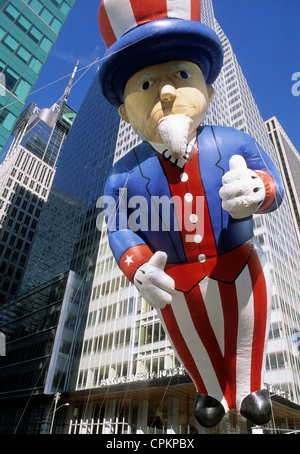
[{"x1": 98, "y1": 0, "x2": 284, "y2": 428}]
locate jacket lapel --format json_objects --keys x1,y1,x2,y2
[{"x1": 197, "y1": 126, "x2": 227, "y2": 254}]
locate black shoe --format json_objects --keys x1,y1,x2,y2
[
  {"x1": 240, "y1": 389, "x2": 272, "y2": 425},
  {"x1": 194, "y1": 393, "x2": 225, "y2": 428}
]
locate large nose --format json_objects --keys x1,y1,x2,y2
[{"x1": 160, "y1": 82, "x2": 176, "y2": 103}]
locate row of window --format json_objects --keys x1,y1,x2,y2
[
  {"x1": 95, "y1": 255, "x2": 117, "y2": 276},
  {"x1": 135, "y1": 320, "x2": 166, "y2": 347},
  {"x1": 132, "y1": 352, "x2": 179, "y2": 377},
  {"x1": 77, "y1": 352, "x2": 180, "y2": 390},
  {"x1": 0, "y1": 178, "x2": 47, "y2": 203},
  {"x1": 87, "y1": 297, "x2": 135, "y2": 327},
  {"x1": 1, "y1": 32, "x2": 43, "y2": 75},
  {"x1": 0, "y1": 62, "x2": 37, "y2": 123},
  {"x1": 0, "y1": 359, "x2": 47, "y2": 394},
  {"x1": 84, "y1": 316, "x2": 168, "y2": 360},
  {"x1": 4, "y1": 1, "x2": 66, "y2": 35},
  {"x1": 77, "y1": 348, "x2": 299, "y2": 391},
  {"x1": 266, "y1": 351, "x2": 287, "y2": 371},
  {"x1": 15, "y1": 150, "x2": 54, "y2": 187},
  {"x1": 91, "y1": 274, "x2": 131, "y2": 300},
  {"x1": 77, "y1": 361, "x2": 130, "y2": 389},
  {"x1": 82, "y1": 327, "x2": 132, "y2": 357},
  {"x1": 97, "y1": 240, "x2": 110, "y2": 258},
  {"x1": 0, "y1": 232, "x2": 31, "y2": 253}
]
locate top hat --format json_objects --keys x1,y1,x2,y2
[{"x1": 98, "y1": 0, "x2": 224, "y2": 107}]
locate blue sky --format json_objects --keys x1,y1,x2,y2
[{"x1": 30, "y1": 0, "x2": 300, "y2": 152}]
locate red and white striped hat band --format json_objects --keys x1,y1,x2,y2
[{"x1": 99, "y1": 0, "x2": 201, "y2": 49}]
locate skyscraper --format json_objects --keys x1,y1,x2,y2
[
  {"x1": 0, "y1": 0, "x2": 76, "y2": 156},
  {"x1": 52, "y1": 68, "x2": 120, "y2": 279},
  {"x1": 0, "y1": 270, "x2": 83, "y2": 434},
  {"x1": 0, "y1": 69, "x2": 76, "y2": 302},
  {"x1": 265, "y1": 116, "x2": 300, "y2": 242}
]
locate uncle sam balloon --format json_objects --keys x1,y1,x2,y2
[{"x1": 97, "y1": 0, "x2": 284, "y2": 427}]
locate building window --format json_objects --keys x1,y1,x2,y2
[
  {"x1": 3, "y1": 34, "x2": 19, "y2": 51},
  {"x1": 40, "y1": 37, "x2": 53, "y2": 53},
  {"x1": 266, "y1": 351, "x2": 287, "y2": 370},
  {"x1": 15, "y1": 79, "x2": 31, "y2": 100},
  {"x1": 268, "y1": 322, "x2": 282, "y2": 340},
  {"x1": 29, "y1": 0, "x2": 43, "y2": 15},
  {"x1": 0, "y1": 109, "x2": 17, "y2": 131},
  {"x1": 16, "y1": 239, "x2": 23, "y2": 250},
  {"x1": 3, "y1": 66, "x2": 18, "y2": 92},
  {"x1": 59, "y1": 3, "x2": 71, "y2": 16},
  {"x1": 17, "y1": 46, "x2": 31, "y2": 63},
  {"x1": 17, "y1": 15, "x2": 31, "y2": 33},
  {"x1": 40, "y1": 7, "x2": 52, "y2": 24},
  {"x1": 4, "y1": 4, "x2": 20, "y2": 20},
  {"x1": 29, "y1": 57, "x2": 43, "y2": 74},
  {"x1": 51, "y1": 18, "x2": 62, "y2": 32},
  {"x1": 28, "y1": 26, "x2": 42, "y2": 43}
]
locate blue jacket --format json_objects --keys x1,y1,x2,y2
[{"x1": 103, "y1": 125, "x2": 283, "y2": 282}]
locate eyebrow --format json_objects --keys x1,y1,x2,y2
[
  {"x1": 171, "y1": 63, "x2": 194, "y2": 73},
  {"x1": 136, "y1": 71, "x2": 156, "y2": 87}
]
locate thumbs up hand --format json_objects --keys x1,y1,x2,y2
[
  {"x1": 219, "y1": 155, "x2": 265, "y2": 219},
  {"x1": 134, "y1": 251, "x2": 175, "y2": 309}
]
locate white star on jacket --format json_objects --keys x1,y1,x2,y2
[{"x1": 125, "y1": 255, "x2": 134, "y2": 266}]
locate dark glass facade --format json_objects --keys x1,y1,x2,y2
[
  {"x1": 0, "y1": 271, "x2": 81, "y2": 398},
  {"x1": 47, "y1": 68, "x2": 120, "y2": 279},
  {"x1": 0, "y1": 271, "x2": 83, "y2": 433}
]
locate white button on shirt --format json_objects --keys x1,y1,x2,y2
[
  {"x1": 194, "y1": 234, "x2": 203, "y2": 244},
  {"x1": 180, "y1": 172, "x2": 189, "y2": 182},
  {"x1": 198, "y1": 254, "x2": 206, "y2": 263},
  {"x1": 184, "y1": 193, "x2": 193, "y2": 203},
  {"x1": 189, "y1": 214, "x2": 198, "y2": 224}
]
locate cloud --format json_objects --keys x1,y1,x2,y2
[{"x1": 51, "y1": 44, "x2": 103, "y2": 68}]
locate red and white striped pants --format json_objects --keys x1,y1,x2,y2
[{"x1": 159, "y1": 244, "x2": 271, "y2": 413}]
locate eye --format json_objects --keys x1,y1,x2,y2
[
  {"x1": 176, "y1": 70, "x2": 191, "y2": 80},
  {"x1": 139, "y1": 80, "x2": 154, "y2": 91}
]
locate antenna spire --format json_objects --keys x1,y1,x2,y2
[{"x1": 62, "y1": 60, "x2": 79, "y2": 105}]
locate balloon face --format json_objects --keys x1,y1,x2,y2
[{"x1": 119, "y1": 60, "x2": 214, "y2": 145}]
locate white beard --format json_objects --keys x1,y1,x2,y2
[{"x1": 157, "y1": 115, "x2": 192, "y2": 160}]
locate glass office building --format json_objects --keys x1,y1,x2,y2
[
  {"x1": 52, "y1": 68, "x2": 120, "y2": 279},
  {"x1": 0, "y1": 0, "x2": 76, "y2": 156},
  {"x1": 0, "y1": 96, "x2": 76, "y2": 303},
  {"x1": 0, "y1": 271, "x2": 82, "y2": 434}
]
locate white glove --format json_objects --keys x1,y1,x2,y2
[
  {"x1": 219, "y1": 155, "x2": 265, "y2": 219},
  {"x1": 134, "y1": 251, "x2": 175, "y2": 309}
]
